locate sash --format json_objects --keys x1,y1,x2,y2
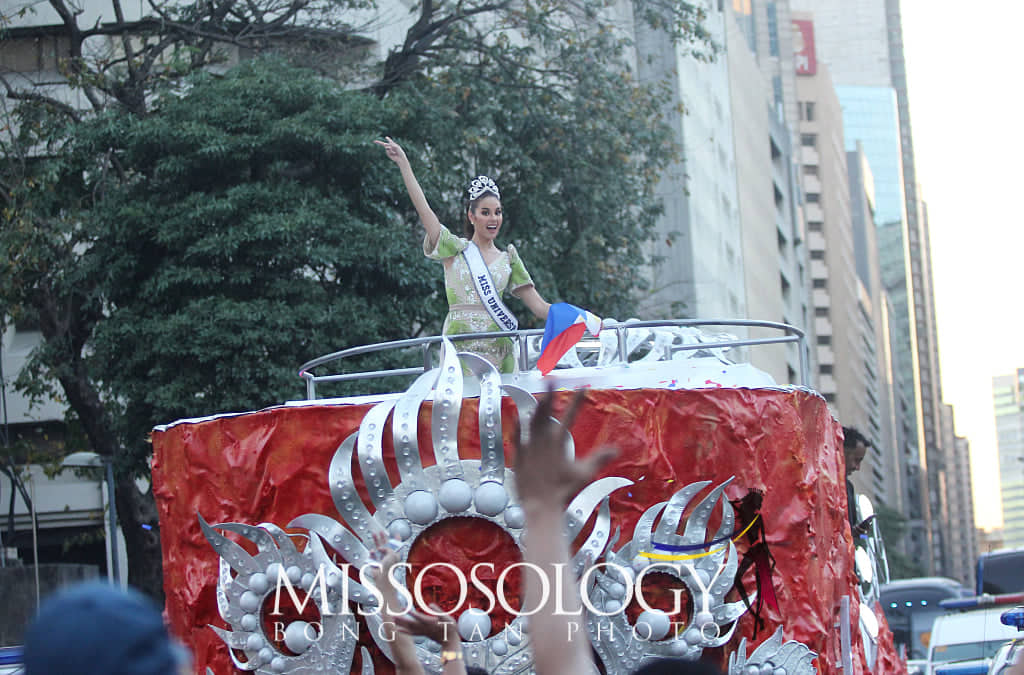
[{"x1": 462, "y1": 242, "x2": 519, "y2": 332}]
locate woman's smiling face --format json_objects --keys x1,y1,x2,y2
[{"x1": 468, "y1": 195, "x2": 503, "y2": 243}]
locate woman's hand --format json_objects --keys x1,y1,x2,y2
[
  {"x1": 373, "y1": 136, "x2": 442, "y2": 244},
  {"x1": 375, "y1": 136, "x2": 409, "y2": 167}
]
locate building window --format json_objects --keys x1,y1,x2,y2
[
  {"x1": 807, "y1": 221, "x2": 823, "y2": 232},
  {"x1": 801, "y1": 133, "x2": 817, "y2": 147},
  {"x1": 815, "y1": 306, "x2": 829, "y2": 317},
  {"x1": 820, "y1": 364, "x2": 834, "y2": 375},
  {"x1": 817, "y1": 335, "x2": 832, "y2": 346},
  {"x1": 810, "y1": 249, "x2": 825, "y2": 260},
  {"x1": 806, "y1": 192, "x2": 820, "y2": 203},
  {"x1": 803, "y1": 164, "x2": 819, "y2": 176},
  {"x1": 812, "y1": 278, "x2": 827, "y2": 289},
  {"x1": 766, "y1": 2, "x2": 779, "y2": 56},
  {"x1": 801, "y1": 102, "x2": 815, "y2": 121}
]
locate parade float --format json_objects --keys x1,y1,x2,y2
[{"x1": 150, "y1": 320, "x2": 903, "y2": 674}]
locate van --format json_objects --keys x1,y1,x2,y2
[
  {"x1": 976, "y1": 548, "x2": 1024, "y2": 596},
  {"x1": 928, "y1": 607, "x2": 1021, "y2": 674}
]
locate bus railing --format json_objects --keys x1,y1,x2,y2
[{"x1": 297, "y1": 318, "x2": 809, "y2": 400}]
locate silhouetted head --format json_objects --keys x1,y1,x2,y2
[
  {"x1": 24, "y1": 581, "x2": 188, "y2": 675},
  {"x1": 631, "y1": 658, "x2": 726, "y2": 675}
]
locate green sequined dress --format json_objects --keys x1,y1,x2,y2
[{"x1": 424, "y1": 224, "x2": 535, "y2": 373}]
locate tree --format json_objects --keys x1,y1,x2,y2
[
  {"x1": 876, "y1": 502, "x2": 926, "y2": 579},
  {"x1": 1, "y1": 0, "x2": 713, "y2": 598},
  {"x1": 372, "y1": 0, "x2": 715, "y2": 314}
]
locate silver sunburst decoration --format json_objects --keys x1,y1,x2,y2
[
  {"x1": 200, "y1": 340, "x2": 628, "y2": 674},
  {"x1": 583, "y1": 478, "x2": 752, "y2": 672}
]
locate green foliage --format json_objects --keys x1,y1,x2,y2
[
  {"x1": 876, "y1": 502, "x2": 926, "y2": 579},
  {"x1": 1, "y1": 0, "x2": 714, "y2": 593},
  {"x1": 376, "y1": 0, "x2": 703, "y2": 319},
  {"x1": 5, "y1": 60, "x2": 456, "y2": 473}
]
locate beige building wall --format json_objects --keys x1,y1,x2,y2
[
  {"x1": 726, "y1": 8, "x2": 788, "y2": 384},
  {"x1": 794, "y1": 18, "x2": 885, "y2": 501}
]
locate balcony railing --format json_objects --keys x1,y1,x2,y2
[{"x1": 297, "y1": 318, "x2": 809, "y2": 400}]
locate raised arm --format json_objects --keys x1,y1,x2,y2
[
  {"x1": 375, "y1": 136, "x2": 443, "y2": 249},
  {"x1": 370, "y1": 533, "x2": 425, "y2": 675},
  {"x1": 515, "y1": 388, "x2": 617, "y2": 675}
]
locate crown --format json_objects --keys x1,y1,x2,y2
[{"x1": 468, "y1": 175, "x2": 500, "y2": 201}]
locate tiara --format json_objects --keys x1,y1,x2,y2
[{"x1": 467, "y1": 175, "x2": 500, "y2": 201}]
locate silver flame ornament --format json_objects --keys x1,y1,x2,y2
[
  {"x1": 728, "y1": 627, "x2": 818, "y2": 675},
  {"x1": 582, "y1": 478, "x2": 753, "y2": 672}
]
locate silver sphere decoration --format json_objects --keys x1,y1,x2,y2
[
  {"x1": 240, "y1": 613, "x2": 258, "y2": 632},
  {"x1": 503, "y1": 505, "x2": 526, "y2": 529},
  {"x1": 474, "y1": 482, "x2": 509, "y2": 516},
  {"x1": 388, "y1": 518, "x2": 412, "y2": 541},
  {"x1": 404, "y1": 490, "x2": 438, "y2": 524},
  {"x1": 635, "y1": 609, "x2": 671, "y2": 641},
  {"x1": 439, "y1": 479, "x2": 473, "y2": 512},
  {"x1": 669, "y1": 637, "x2": 690, "y2": 655},
  {"x1": 239, "y1": 591, "x2": 261, "y2": 613},
  {"x1": 458, "y1": 608, "x2": 492, "y2": 642},
  {"x1": 283, "y1": 621, "x2": 315, "y2": 654},
  {"x1": 247, "y1": 572, "x2": 269, "y2": 594}
]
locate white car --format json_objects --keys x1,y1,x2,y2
[{"x1": 928, "y1": 607, "x2": 1021, "y2": 674}]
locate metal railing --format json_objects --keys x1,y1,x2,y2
[{"x1": 297, "y1": 319, "x2": 810, "y2": 400}]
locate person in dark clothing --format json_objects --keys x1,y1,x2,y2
[{"x1": 842, "y1": 426, "x2": 871, "y2": 537}]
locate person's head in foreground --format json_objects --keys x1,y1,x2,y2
[{"x1": 23, "y1": 581, "x2": 189, "y2": 675}]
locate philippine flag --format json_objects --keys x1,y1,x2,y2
[{"x1": 537, "y1": 302, "x2": 603, "y2": 375}]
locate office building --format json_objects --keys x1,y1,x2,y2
[
  {"x1": 793, "y1": 19, "x2": 902, "y2": 516},
  {"x1": 940, "y1": 404, "x2": 978, "y2": 587},
  {"x1": 790, "y1": 0, "x2": 951, "y2": 575},
  {"x1": 992, "y1": 369, "x2": 1024, "y2": 548}
]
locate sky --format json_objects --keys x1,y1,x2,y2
[{"x1": 898, "y1": 0, "x2": 1024, "y2": 530}]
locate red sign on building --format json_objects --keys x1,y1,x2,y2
[{"x1": 792, "y1": 19, "x2": 817, "y2": 75}]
